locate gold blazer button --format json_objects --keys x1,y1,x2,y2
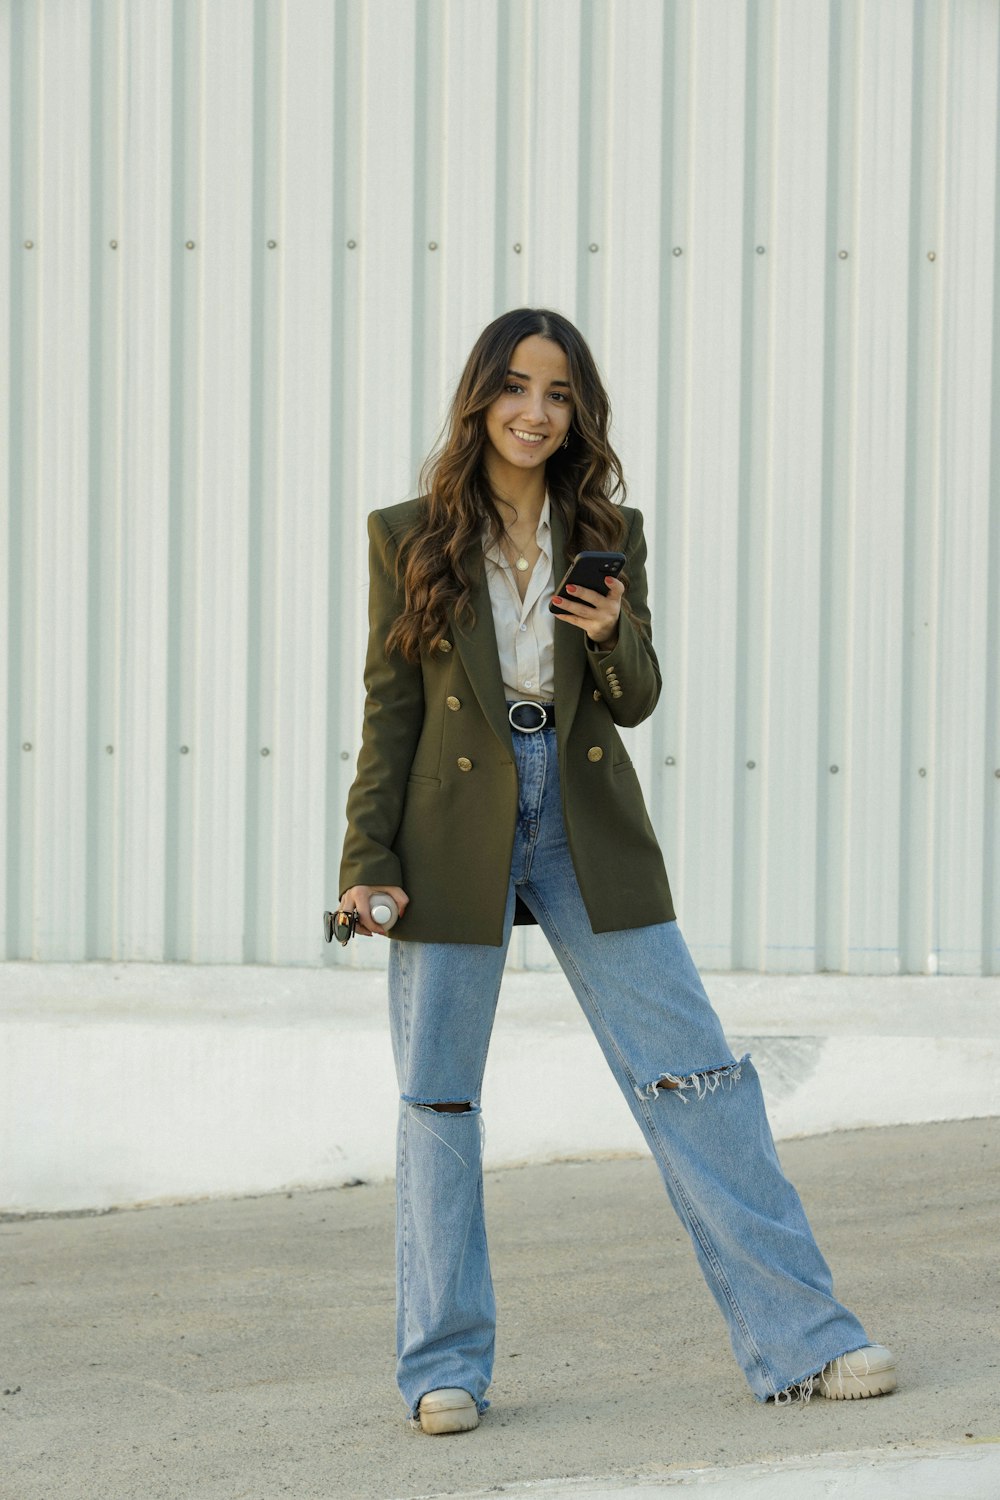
[
  {"x1": 439, "y1": 640, "x2": 453, "y2": 653},
  {"x1": 446, "y1": 695, "x2": 461, "y2": 711},
  {"x1": 593, "y1": 689, "x2": 602, "y2": 701},
  {"x1": 612, "y1": 689, "x2": 623, "y2": 699},
  {"x1": 457, "y1": 756, "x2": 473, "y2": 771},
  {"x1": 587, "y1": 746, "x2": 604, "y2": 762}
]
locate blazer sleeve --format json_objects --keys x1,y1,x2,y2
[
  {"x1": 584, "y1": 507, "x2": 661, "y2": 727},
  {"x1": 338, "y1": 511, "x2": 425, "y2": 898}
]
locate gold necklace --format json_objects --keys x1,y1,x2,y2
[{"x1": 502, "y1": 527, "x2": 533, "y2": 572}]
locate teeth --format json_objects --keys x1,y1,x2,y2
[{"x1": 511, "y1": 429, "x2": 545, "y2": 443}]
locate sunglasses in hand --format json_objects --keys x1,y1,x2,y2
[{"x1": 323, "y1": 909, "x2": 362, "y2": 945}]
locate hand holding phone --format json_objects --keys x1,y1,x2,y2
[{"x1": 548, "y1": 551, "x2": 626, "y2": 616}]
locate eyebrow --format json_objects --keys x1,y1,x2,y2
[{"x1": 507, "y1": 367, "x2": 571, "y2": 388}]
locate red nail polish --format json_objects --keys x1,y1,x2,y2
[{"x1": 566, "y1": 583, "x2": 577, "y2": 593}]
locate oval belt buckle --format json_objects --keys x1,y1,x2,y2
[{"x1": 508, "y1": 699, "x2": 547, "y2": 733}]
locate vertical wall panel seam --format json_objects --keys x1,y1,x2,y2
[
  {"x1": 983, "y1": 3, "x2": 1000, "y2": 972},
  {"x1": 85, "y1": 0, "x2": 104, "y2": 957},
  {"x1": 491, "y1": 0, "x2": 510, "y2": 313},
  {"x1": 242, "y1": 0, "x2": 268, "y2": 964},
  {"x1": 409, "y1": 0, "x2": 430, "y2": 488},
  {"x1": 730, "y1": 0, "x2": 761, "y2": 967},
  {"x1": 816, "y1": 0, "x2": 843, "y2": 968},
  {"x1": 324, "y1": 0, "x2": 351, "y2": 927},
  {"x1": 4, "y1": 0, "x2": 26, "y2": 957},
  {"x1": 929, "y1": 5, "x2": 953, "y2": 960},
  {"x1": 162, "y1": 0, "x2": 187, "y2": 961},
  {"x1": 575, "y1": 0, "x2": 594, "y2": 334},
  {"x1": 650, "y1": 0, "x2": 676, "y2": 845},
  {"x1": 898, "y1": 0, "x2": 926, "y2": 971}
]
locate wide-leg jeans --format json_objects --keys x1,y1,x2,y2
[{"x1": 388, "y1": 724, "x2": 869, "y2": 1416}]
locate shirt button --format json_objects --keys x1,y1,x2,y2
[
  {"x1": 519, "y1": 623, "x2": 527, "y2": 632},
  {"x1": 457, "y1": 756, "x2": 473, "y2": 772},
  {"x1": 524, "y1": 680, "x2": 532, "y2": 688},
  {"x1": 446, "y1": 695, "x2": 461, "y2": 711},
  {"x1": 587, "y1": 746, "x2": 604, "y2": 762}
]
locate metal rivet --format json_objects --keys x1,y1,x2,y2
[
  {"x1": 927, "y1": 251, "x2": 936, "y2": 262},
  {"x1": 109, "y1": 239, "x2": 118, "y2": 250},
  {"x1": 918, "y1": 767, "x2": 927, "y2": 777},
  {"x1": 24, "y1": 240, "x2": 34, "y2": 249},
  {"x1": 267, "y1": 239, "x2": 277, "y2": 249},
  {"x1": 588, "y1": 243, "x2": 599, "y2": 253},
  {"x1": 340, "y1": 751, "x2": 349, "y2": 761},
  {"x1": 428, "y1": 241, "x2": 438, "y2": 251},
  {"x1": 105, "y1": 745, "x2": 114, "y2": 755},
  {"x1": 664, "y1": 756, "x2": 676, "y2": 766},
  {"x1": 22, "y1": 742, "x2": 32, "y2": 752},
  {"x1": 180, "y1": 745, "x2": 189, "y2": 754},
  {"x1": 513, "y1": 242, "x2": 522, "y2": 253},
  {"x1": 838, "y1": 249, "x2": 848, "y2": 259},
  {"x1": 185, "y1": 240, "x2": 195, "y2": 250},
  {"x1": 755, "y1": 245, "x2": 766, "y2": 254},
  {"x1": 672, "y1": 246, "x2": 683, "y2": 256},
  {"x1": 260, "y1": 747, "x2": 270, "y2": 757},
  {"x1": 746, "y1": 760, "x2": 756, "y2": 770},
  {"x1": 346, "y1": 239, "x2": 356, "y2": 249},
  {"x1": 830, "y1": 764, "x2": 839, "y2": 774}
]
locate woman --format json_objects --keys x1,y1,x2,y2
[{"x1": 337, "y1": 308, "x2": 895, "y2": 1434}]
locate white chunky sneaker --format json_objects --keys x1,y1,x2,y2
[
  {"x1": 409, "y1": 1387, "x2": 480, "y2": 1435},
  {"x1": 817, "y1": 1344, "x2": 897, "y2": 1399}
]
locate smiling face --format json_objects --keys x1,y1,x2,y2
[{"x1": 482, "y1": 334, "x2": 574, "y2": 490}]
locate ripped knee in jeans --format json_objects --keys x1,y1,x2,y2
[
  {"x1": 402, "y1": 1095, "x2": 477, "y2": 1114},
  {"x1": 637, "y1": 1053, "x2": 750, "y2": 1103}
]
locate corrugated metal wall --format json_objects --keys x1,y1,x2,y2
[{"x1": 2, "y1": 0, "x2": 998, "y2": 975}]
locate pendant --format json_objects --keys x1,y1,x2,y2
[{"x1": 515, "y1": 555, "x2": 529, "y2": 572}]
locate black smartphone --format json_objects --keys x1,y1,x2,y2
[{"x1": 549, "y1": 551, "x2": 626, "y2": 615}]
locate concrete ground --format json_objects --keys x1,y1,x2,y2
[{"x1": 3, "y1": 1117, "x2": 998, "y2": 1500}]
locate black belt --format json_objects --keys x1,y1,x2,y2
[{"x1": 507, "y1": 700, "x2": 556, "y2": 733}]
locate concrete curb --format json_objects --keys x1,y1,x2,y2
[
  {"x1": 413, "y1": 1445, "x2": 1000, "y2": 1499},
  {"x1": 2, "y1": 962, "x2": 998, "y2": 1213}
]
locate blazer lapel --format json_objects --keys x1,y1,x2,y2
[
  {"x1": 451, "y1": 545, "x2": 514, "y2": 754},
  {"x1": 550, "y1": 500, "x2": 586, "y2": 746}
]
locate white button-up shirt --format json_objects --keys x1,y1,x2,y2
[{"x1": 482, "y1": 494, "x2": 556, "y2": 703}]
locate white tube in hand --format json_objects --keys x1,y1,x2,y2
[{"x1": 369, "y1": 892, "x2": 399, "y2": 930}]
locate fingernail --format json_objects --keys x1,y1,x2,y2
[{"x1": 566, "y1": 584, "x2": 577, "y2": 592}]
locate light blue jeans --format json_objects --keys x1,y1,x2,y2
[{"x1": 388, "y1": 724, "x2": 869, "y2": 1416}]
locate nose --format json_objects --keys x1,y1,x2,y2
[{"x1": 520, "y1": 389, "x2": 547, "y2": 425}]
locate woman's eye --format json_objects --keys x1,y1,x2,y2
[
  {"x1": 505, "y1": 382, "x2": 524, "y2": 394},
  {"x1": 550, "y1": 391, "x2": 570, "y2": 403}
]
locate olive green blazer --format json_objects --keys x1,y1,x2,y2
[{"x1": 339, "y1": 497, "x2": 675, "y2": 944}]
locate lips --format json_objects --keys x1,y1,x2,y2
[{"x1": 509, "y1": 428, "x2": 546, "y2": 446}]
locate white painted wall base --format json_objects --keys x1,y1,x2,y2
[{"x1": 2, "y1": 963, "x2": 998, "y2": 1214}]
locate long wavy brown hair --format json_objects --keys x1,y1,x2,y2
[{"x1": 385, "y1": 308, "x2": 633, "y2": 661}]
